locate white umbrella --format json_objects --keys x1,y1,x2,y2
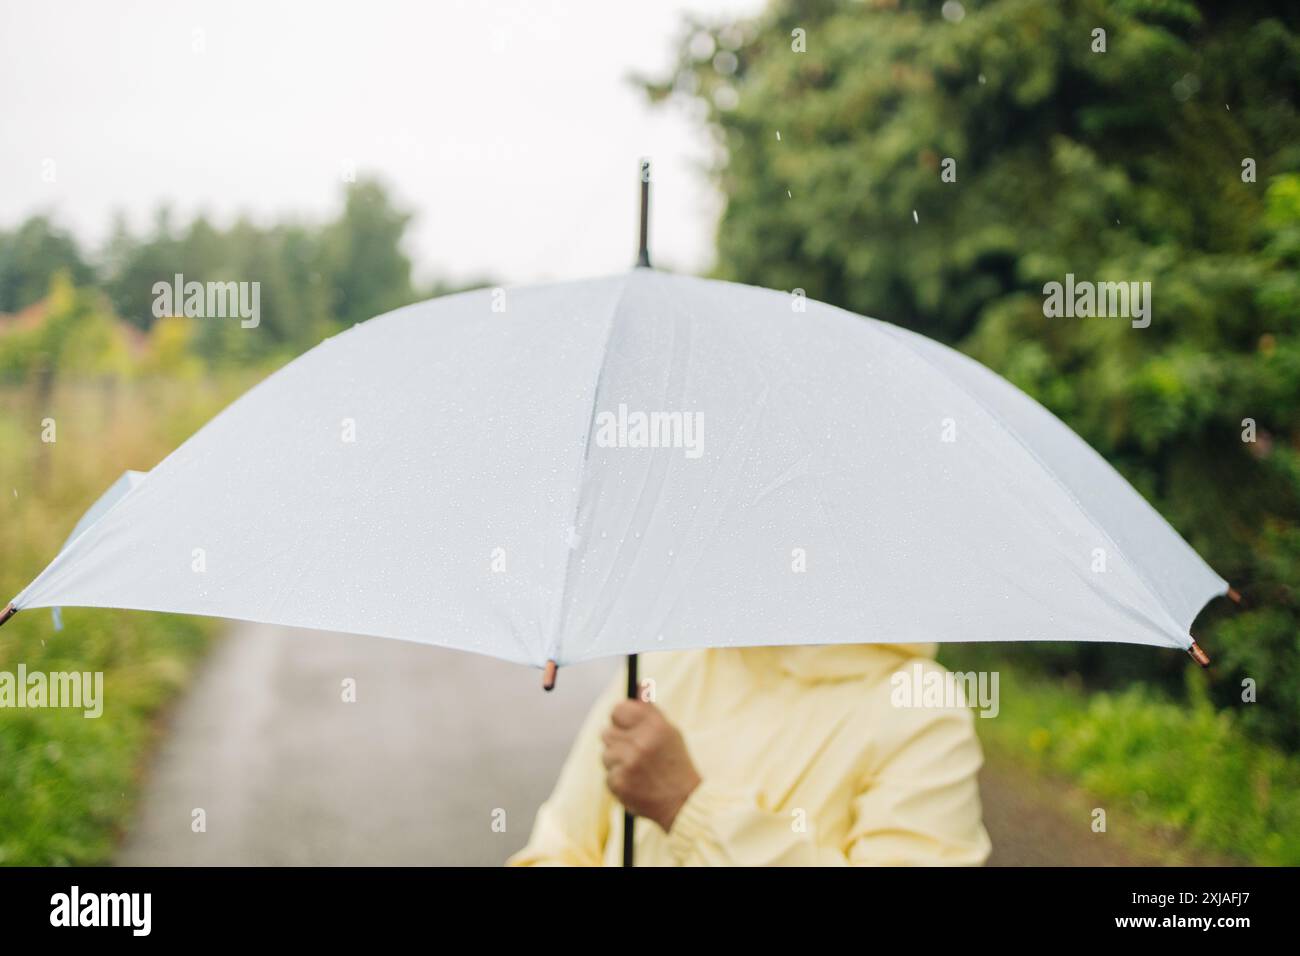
[{"x1": 0, "y1": 166, "x2": 1231, "y2": 863}]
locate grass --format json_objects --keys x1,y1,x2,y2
[
  {"x1": 0, "y1": 610, "x2": 210, "y2": 864},
  {"x1": 0, "y1": 377, "x2": 255, "y2": 865},
  {"x1": 954, "y1": 659, "x2": 1300, "y2": 866}
]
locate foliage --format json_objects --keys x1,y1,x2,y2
[
  {"x1": 965, "y1": 662, "x2": 1300, "y2": 864},
  {"x1": 0, "y1": 217, "x2": 94, "y2": 314}
]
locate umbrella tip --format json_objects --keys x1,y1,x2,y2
[
  {"x1": 1188, "y1": 641, "x2": 1211, "y2": 668},
  {"x1": 0, "y1": 603, "x2": 16, "y2": 628},
  {"x1": 1227, "y1": 586, "x2": 1242, "y2": 605},
  {"x1": 542, "y1": 659, "x2": 558, "y2": 692},
  {"x1": 636, "y1": 159, "x2": 651, "y2": 269}
]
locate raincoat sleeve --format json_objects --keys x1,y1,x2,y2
[
  {"x1": 506, "y1": 677, "x2": 622, "y2": 867},
  {"x1": 665, "y1": 706, "x2": 990, "y2": 867}
]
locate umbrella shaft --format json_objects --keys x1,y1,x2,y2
[{"x1": 623, "y1": 652, "x2": 638, "y2": 866}]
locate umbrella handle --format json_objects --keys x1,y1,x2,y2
[{"x1": 623, "y1": 652, "x2": 638, "y2": 867}]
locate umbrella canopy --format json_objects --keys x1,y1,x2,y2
[
  {"x1": 47, "y1": 468, "x2": 148, "y2": 630},
  {"x1": 5, "y1": 270, "x2": 1225, "y2": 670},
  {"x1": 59, "y1": 470, "x2": 149, "y2": 546}
]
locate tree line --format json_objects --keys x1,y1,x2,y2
[{"x1": 0, "y1": 178, "x2": 489, "y2": 377}]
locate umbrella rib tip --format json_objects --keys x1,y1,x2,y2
[
  {"x1": 1188, "y1": 641, "x2": 1211, "y2": 668},
  {"x1": 542, "y1": 659, "x2": 558, "y2": 692},
  {"x1": 0, "y1": 603, "x2": 16, "y2": 628}
]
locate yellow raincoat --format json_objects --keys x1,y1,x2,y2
[{"x1": 509, "y1": 643, "x2": 991, "y2": 866}]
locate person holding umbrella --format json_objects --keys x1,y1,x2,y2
[
  {"x1": 0, "y1": 167, "x2": 1222, "y2": 867},
  {"x1": 509, "y1": 641, "x2": 991, "y2": 866}
]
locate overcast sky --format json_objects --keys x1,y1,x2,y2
[{"x1": 0, "y1": 0, "x2": 760, "y2": 285}]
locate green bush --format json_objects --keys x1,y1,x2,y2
[{"x1": 968, "y1": 663, "x2": 1300, "y2": 864}]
